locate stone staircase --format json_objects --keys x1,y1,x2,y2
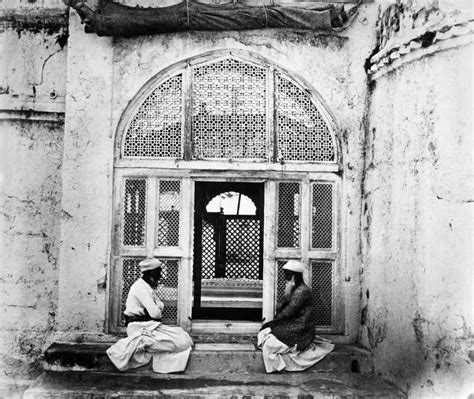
[{"x1": 23, "y1": 338, "x2": 406, "y2": 398}]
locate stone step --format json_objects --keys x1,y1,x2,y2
[
  {"x1": 44, "y1": 342, "x2": 374, "y2": 374},
  {"x1": 24, "y1": 370, "x2": 406, "y2": 398}
]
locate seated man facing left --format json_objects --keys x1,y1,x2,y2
[
  {"x1": 258, "y1": 260, "x2": 334, "y2": 373},
  {"x1": 107, "y1": 258, "x2": 193, "y2": 373}
]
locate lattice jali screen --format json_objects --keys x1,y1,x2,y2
[
  {"x1": 275, "y1": 260, "x2": 287, "y2": 304},
  {"x1": 192, "y1": 59, "x2": 268, "y2": 159},
  {"x1": 157, "y1": 180, "x2": 181, "y2": 247},
  {"x1": 276, "y1": 74, "x2": 334, "y2": 162},
  {"x1": 121, "y1": 258, "x2": 142, "y2": 325},
  {"x1": 311, "y1": 182, "x2": 334, "y2": 249},
  {"x1": 225, "y1": 219, "x2": 260, "y2": 279},
  {"x1": 123, "y1": 179, "x2": 147, "y2": 246},
  {"x1": 123, "y1": 75, "x2": 183, "y2": 158},
  {"x1": 201, "y1": 220, "x2": 216, "y2": 279},
  {"x1": 311, "y1": 260, "x2": 333, "y2": 327},
  {"x1": 277, "y1": 183, "x2": 300, "y2": 248},
  {"x1": 157, "y1": 259, "x2": 179, "y2": 323},
  {"x1": 121, "y1": 258, "x2": 179, "y2": 325}
]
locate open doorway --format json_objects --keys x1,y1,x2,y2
[{"x1": 193, "y1": 182, "x2": 264, "y2": 321}]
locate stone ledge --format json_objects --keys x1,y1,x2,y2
[
  {"x1": 24, "y1": 370, "x2": 406, "y2": 398},
  {"x1": 43, "y1": 342, "x2": 374, "y2": 374},
  {"x1": 0, "y1": 109, "x2": 65, "y2": 122},
  {"x1": 0, "y1": 8, "x2": 68, "y2": 35}
]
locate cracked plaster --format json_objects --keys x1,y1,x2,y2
[{"x1": 361, "y1": 3, "x2": 473, "y2": 396}]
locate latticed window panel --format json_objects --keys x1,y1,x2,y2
[
  {"x1": 121, "y1": 258, "x2": 179, "y2": 325},
  {"x1": 277, "y1": 182, "x2": 300, "y2": 248},
  {"x1": 157, "y1": 180, "x2": 181, "y2": 247},
  {"x1": 201, "y1": 220, "x2": 216, "y2": 279},
  {"x1": 157, "y1": 259, "x2": 179, "y2": 324},
  {"x1": 123, "y1": 75, "x2": 183, "y2": 158},
  {"x1": 276, "y1": 259, "x2": 334, "y2": 328},
  {"x1": 275, "y1": 260, "x2": 288, "y2": 304},
  {"x1": 276, "y1": 74, "x2": 335, "y2": 162},
  {"x1": 311, "y1": 182, "x2": 334, "y2": 249},
  {"x1": 225, "y1": 219, "x2": 260, "y2": 279},
  {"x1": 123, "y1": 179, "x2": 147, "y2": 246},
  {"x1": 121, "y1": 258, "x2": 142, "y2": 325},
  {"x1": 192, "y1": 58, "x2": 268, "y2": 159},
  {"x1": 311, "y1": 260, "x2": 333, "y2": 327}
]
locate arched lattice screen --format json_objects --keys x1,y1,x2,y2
[
  {"x1": 276, "y1": 73, "x2": 334, "y2": 162},
  {"x1": 123, "y1": 75, "x2": 183, "y2": 158},
  {"x1": 122, "y1": 57, "x2": 335, "y2": 162}
]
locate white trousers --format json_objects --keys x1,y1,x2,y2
[
  {"x1": 107, "y1": 321, "x2": 193, "y2": 373},
  {"x1": 257, "y1": 327, "x2": 335, "y2": 373}
]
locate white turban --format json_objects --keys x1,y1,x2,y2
[
  {"x1": 282, "y1": 260, "x2": 306, "y2": 274},
  {"x1": 139, "y1": 258, "x2": 163, "y2": 272}
]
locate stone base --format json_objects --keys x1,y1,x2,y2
[
  {"x1": 24, "y1": 370, "x2": 406, "y2": 398},
  {"x1": 43, "y1": 342, "x2": 374, "y2": 374}
]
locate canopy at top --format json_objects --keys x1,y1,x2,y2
[{"x1": 66, "y1": 0, "x2": 361, "y2": 37}]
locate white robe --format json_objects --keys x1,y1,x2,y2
[
  {"x1": 107, "y1": 321, "x2": 193, "y2": 373},
  {"x1": 107, "y1": 278, "x2": 193, "y2": 373},
  {"x1": 257, "y1": 327, "x2": 334, "y2": 373}
]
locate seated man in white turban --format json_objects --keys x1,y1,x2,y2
[
  {"x1": 258, "y1": 260, "x2": 334, "y2": 373},
  {"x1": 107, "y1": 258, "x2": 193, "y2": 373}
]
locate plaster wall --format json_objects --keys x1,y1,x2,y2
[
  {"x1": 0, "y1": 15, "x2": 67, "y2": 375},
  {"x1": 0, "y1": 10, "x2": 68, "y2": 113},
  {"x1": 56, "y1": 4, "x2": 379, "y2": 342},
  {"x1": 362, "y1": 16, "x2": 473, "y2": 399},
  {"x1": 55, "y1": 11, "x2": 114, "y2": 334}
]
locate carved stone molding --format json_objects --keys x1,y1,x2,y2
[
  {"x1": 367, "y1": 3, "x2": 473, "y2": 79},
  {"x1": 0, "y1": 109, "x2": 65, "y2": 123},
  {"x1": 0, "y1": 8, "x2": 68, "y2": 35}
]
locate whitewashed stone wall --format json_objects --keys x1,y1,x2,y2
[
  {"x1": 55, "y1": 4, "x2": 379, "y2": 344},
  {"x1": 3, "y1": 1, "x2": 472, "y2": 396},
  {"x1": 361, "y1": 0, "x2": 473, "y2": 396},
  {"x1": 0, "y1": 8, "x2": 67, "y2": 374}
]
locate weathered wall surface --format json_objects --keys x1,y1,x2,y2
[
  {"x1": 56, "y1": 4, "x2": 378, "y2": 343},
  {"x1": 55, "y1": 11, "x2": 114, "y2": 335},
  {"x1": 361, "y1": 0, "x2": 473, "y2": 397},
  {"x1": 0, "y1": 4, "x2": 67, "y2": 376}
]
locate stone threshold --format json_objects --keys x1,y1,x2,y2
[
  {"x1": 24, "y1": 370, "x2": 406, "y2": 398},
  {"x1": 44, "y1": 342, "x2": 374, "y2": 374}
]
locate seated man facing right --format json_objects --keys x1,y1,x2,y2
[
  {"x1": 107, "y1": 258, "x2": 193, "y2": 373},
  {"x1": 258, "y1": 260, "x2": 334, "y2": 373}
]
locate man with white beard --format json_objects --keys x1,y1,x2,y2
[{"x1": 257, "y1": 260, "x2": 334, "y2": 373}]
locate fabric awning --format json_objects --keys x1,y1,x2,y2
[{"x1": 66, "y1": 0, "x2": 360, "y2": 36}]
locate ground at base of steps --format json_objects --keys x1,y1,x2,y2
[{"x1": 24, "y1": 370, "x2": 406, "y2": 398}]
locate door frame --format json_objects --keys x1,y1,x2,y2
[
  {"x1": 110, "y1": 169, "x2": 342, "y2": 335},
  {"x1": 192, "y1": 181, "x2": 264, "y2": 321}
]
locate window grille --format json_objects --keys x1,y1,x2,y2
[
  {"x1": 157, "y1": 180, "x2": 181, "y2": 247},
  {"x1": 276, "y1": 74, "x2": 334, "y2": 162},
  {"x1": 121, "y1": 57, "x2": 337, "y2": 163},
  {"x1": 201, "y1": 220, "x2": 216, "y2": 279},
  {"x1": 157, "y1": 259, "x2": 179, "y2": 323},
  {"x1": 123, "y1": 75, "x2": 183, "y2": 158},
  {"x1": 277, "y1": 182, "x2": 300, "y2": 248},
  {"x1": 123, "y1": 179, "x2": 147, "y2": 246},
  {"x1": 192, "y1": 59, "x2": 268, "y2": 160},
  {"x1": 311, "y1": 182, "x2": 334, "y2": 249},
  {"x1": 121, "y1": 258, "x2": 142, "y2": 325},
  {"x1": 121, "y1": 258, "x2": 178, "y2": 325},
  {"x1": 275, "y1": 260, "x2": 287, "y2": 304},
  {"x1": 311, "y1": 260, "x2": 333, "y2": 327},
  {"x1": 225, "y1": 219, "x2": 260, "y2": 279}
]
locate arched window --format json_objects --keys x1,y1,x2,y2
[
  {"x1": 120, "y1": 56, "x2": 337, "y2": 163},
  {"x1": 111, "y1": 52, "x2": 342, "y2": 334}
]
